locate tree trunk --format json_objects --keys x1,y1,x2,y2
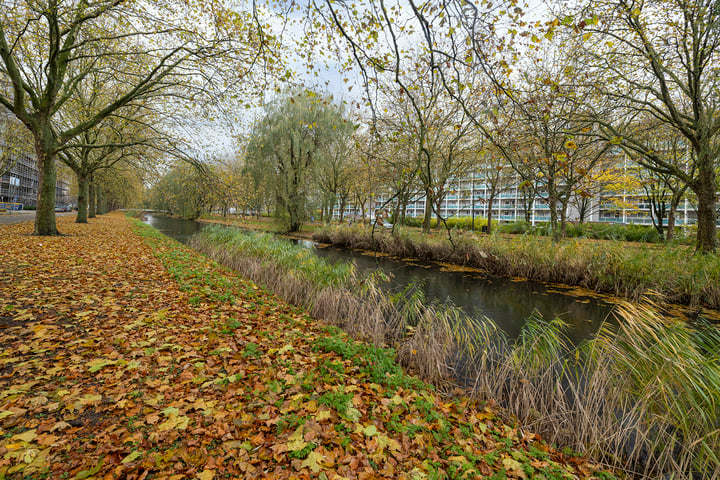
[
  {"x1": 578, "y1": 196, "x2": 591, "y2": 224},
  {"x1": 666, "y1": 189, "x2": 685, "y2": 242},
  {"x1": 548, "y1": 192, "x2": 559, "y2": 242},
  {"x1": 359, "y1": 200, "x2": 367, "y2": 224},
  {"x1": 96, "y1": 183, "x2": 104, "y2": 215},
  {"x1": 486, "y1": 196, "x2": 495, "y2": 234},
  {"x1": 524, "y1": 203, "x2": 532, "y2": 223},
  {"x1": 393, "y1": 199, "x2": 401, "y2": 226},
  {"x1": 339, "y1": 196, "x2": 347, "y2": 222},
  {"x1": 666, "y1": 207, "x2": 676, "y2": 242},
  {"x1": 560, "y1": 201, "x2": 568, "y2": 238},
  {"x1": 75, "y1": 172, "x2": 89, "y2": 223},
  {"x1": 649, "y1": 194, "x2": 665, "y2": 236},
  {"x1": 521, "y1": 186, "x2": 533, "y2": 223},
  {"x1": 327, "y1": 193, "x2": 336, "y2": 222},
  {"x1": 88, "y1": 177, "x2": 97, "y2": 218},
  {"x1": 422, "y1": 188, "x2": 432, "y2": 233},
  {"x1": 33, "y1": 130, "x2": 60, "y2": 236},
  {"x1": 693, "y1": 164, "x2": 717, "y2": 253}
]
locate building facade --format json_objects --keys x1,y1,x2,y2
[
  {"x1": 335, "y1": 163, "x2": 713, "y2": 227},
  {"x1": 0, "y1": 148, "x2": 72, "y2": 209}
]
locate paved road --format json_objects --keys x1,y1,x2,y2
[{"x1": 0, "y1": 211, "x2": 75, "y2": 225}]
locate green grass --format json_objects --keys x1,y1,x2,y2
[
  {"x1": 312, "y1": 332, "x2": 426, "y2": 392},
  {"x1": 195, "y1": 226, "x2": 353, "y2": 289}
]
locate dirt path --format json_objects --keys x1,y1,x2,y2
[{"x1": 0, "y1": 211, "x2": 74, "y2": 225}]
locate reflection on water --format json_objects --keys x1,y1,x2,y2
[
  {"x1": 143, "y1": 214, "x2": 616, "y2": 343},
  {"x1": 143, "y1": 214, "x2": 208, "y2": 244},
  {"x1": 309, "y1": 244, "x2": 616, "y2": 342}
]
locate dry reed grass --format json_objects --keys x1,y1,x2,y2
[
  {"x1": 192, "y1": 226, "x2": 720, "y2": 479},
  {"x1": 314, "y1": 224, "x2": 720, "y2": 309}
]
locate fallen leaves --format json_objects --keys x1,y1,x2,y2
[{"x1": 0, "y1": 214, "x2": 616, "y2": 479}]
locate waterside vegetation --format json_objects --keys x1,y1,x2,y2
[
  {"x1": 192, "y1": 224, "x2": 720, "y2": 479},
  {"x1": 313, "y1": 224, "x2": 720, "y2": 309}
]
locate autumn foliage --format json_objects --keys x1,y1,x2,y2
[{"x1": 0, "y1": 214, "x2": 612, "y2": 479}]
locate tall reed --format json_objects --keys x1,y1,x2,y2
[
  {"x1": 192, "y1": 225, "x2": 720, "y2": 479},
  {"x1": 461, "y1": 306, "x2": 720, "y2": 479}
]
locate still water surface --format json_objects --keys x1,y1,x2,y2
[{"x1": 142, "y1": 214, "x2": 616, "y2": 343}]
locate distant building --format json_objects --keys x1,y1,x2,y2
[
  {"x1": 0, "y1": 107, "x2": 72, "y2": 210},
  {"x1": 334, "y1": 154, "x2": 717, "y2": 227},
  {"x1": 0, "y1": 150, "x2": 72, "y2": 208}
]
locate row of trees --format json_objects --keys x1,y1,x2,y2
[
  {"x1": 148, "y1": 91, "x2": 372, "y2": 230},
  {"x1": 148, "y1": 82, "x2": 692, "y2": 246},
  {"x1": 6, "y1": 0, "x2": 717, "y2": 253},
  {"x1": 304, "y1": 0, "x2": 720, "y2": 252},
  {"x1": 1, "y1": 0, "x2": 283, "y2": 233}
]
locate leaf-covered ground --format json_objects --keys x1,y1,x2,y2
[{"x1": 0, "y1": 214, "x2": 615, "y2": 479}]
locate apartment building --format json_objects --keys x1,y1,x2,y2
[
  {"x1": 0, "y1": 147, "x2": 72, "y2": 209},
  {"x1": 335, "y1": 161, "x2": 711, "y2": 227}
]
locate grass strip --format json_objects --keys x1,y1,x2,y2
[{"x1": 125, "y1": 215, "x2": 618, "y2": 479}]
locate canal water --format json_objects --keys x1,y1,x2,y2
[{"x1": 142, "y1": 214, "x2": 616, "y2": 343}]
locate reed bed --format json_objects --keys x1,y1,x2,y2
[
  {"x1": 313, "y1": 224, "x2": 720, "y2": 309},
  {"x1": 191, "y1": 225, "x2": 720, "y2": 479}
]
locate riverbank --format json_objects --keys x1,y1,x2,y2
[
  {"x1": 0, "y1": 214, "x2": 613, "y2": 479},
  {"x1": 313, "y1": 223, "x2": 720, "y2": 311},
  {"x1": 192, "y1": 214, "x2": 719, "y2": 312},
  {"x1": 196, "y1": 214, "x2": 318, "y2": 240},
  {"x1": 189, "y1": 224, "x2": 720, "y2": 479}
]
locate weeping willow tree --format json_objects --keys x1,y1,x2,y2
[
  {"x1": 147, "y1": 163, "x2": 213, "y2": 220},
  {"x1": 246, "y1": 90, "x2": 354, "y2": 232}
]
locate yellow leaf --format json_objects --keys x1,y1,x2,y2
[
  {"x1": 80, "y1": 394, "x2": 102, "y2": 405},
  {"x1": 88, "y1": 358, "x2": 116, "y2": 372},
  {"x1": 121, "y1": 450, "x2": 143, "y2": 464},
  {"x1": 502, "y1": 457, "x2": 527, "y2": 478},
  {"x1": 300, "y1": 451, "x2": 324, "y2": 473},
  {"x1": 12, "y1": 429, "x2": 37, "y2": 443},
  {"x1": 197, "y1": 470, "x2": 215, "y2": 480},
  {"x1": 75, "y1": 458, "x2": 104, "y2": 479},
  {"x1": 376, "y1": 434, "x2": 401, "y2": 452},
  {"x1": 287, "y1": 426, "x2": 308, "y2": 452},
  {"x1": 22, "y1": 448, "x2": 38, "y2": 464}
]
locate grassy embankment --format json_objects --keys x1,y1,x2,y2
[
  {"x1": 313, "y1": 224, "x2": 720, "y2": 309},
  {"x1": 192, "y1": 224, "x2": 720, "y2": 480},
  {"x1": 0, "y1": 214, "x2": 615, "y2": 479}
]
